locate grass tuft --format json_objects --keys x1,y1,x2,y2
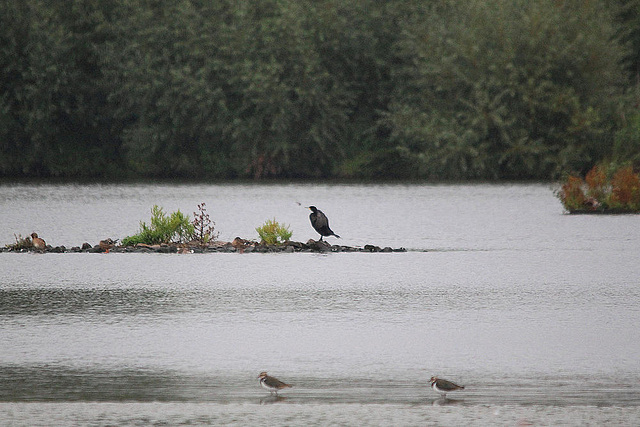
[
  {"x1": 122, "y1": 205, "x2": 194, "y2": 245},
  {"x1": 256, "y1": 219, "x2": 292, "y2": 245}
]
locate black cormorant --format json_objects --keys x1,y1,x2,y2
[{"x1": 307, "y1": 206, "x2": 340, "y2": 241}]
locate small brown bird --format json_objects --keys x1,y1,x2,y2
[
  {"x1": 429, "y1": 376, "x2": 465, "y2": 398},
  {"x1": 99, "y1": 238, "x2": 117, "y2": 252},
  {"x1": 232, "y1": 237, "x2": 252, "y2": 253},
  {"x1": 30, "y1": 233, "x2": 46, "y2": 250},
  {"x1": 258, "y1": 372, "x2": 292, "y2": 395}
]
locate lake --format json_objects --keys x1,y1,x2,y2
[{"x1": 1, "y1": 182, "x2": 639, "y2": 426}]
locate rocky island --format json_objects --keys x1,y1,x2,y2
[{"x1": 2, "y1": 237, "x2": 407, "y2": 254}]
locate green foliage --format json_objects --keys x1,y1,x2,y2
[
  {"x1": 613, "y1": 110, "x2": 640, "y2": 168},
  {"x1": 256, "y1": 219, "x2": 292, "y2": 245},
  {"x1": 0, "y1": 0, "x2": 123, "y2": 177},
  {"x1": 616, "y1": 0, "x2": 640, "y2": 82},
  {"x1": 5, "y1": 234, "x2": 32, "y2": 250},
  {"x1": 0, "y1": 0, "x2": 638, "y2": 180},
  {"x1": 122, "y1": 205, "x2": 194, "y2": 246},
  {"x1": 386, "y1": 0, "x2": 627, "y2": 179}
]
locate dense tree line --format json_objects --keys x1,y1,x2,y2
[{"x1": 1, "y1": 0, "x2": 640, "y2": 180}]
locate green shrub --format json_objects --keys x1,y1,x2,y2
[
  {"x1": 5, "y1": 234, "x2": 32, "y2": 250},
  {"x1": 122, "y1": 205, "x2": 194, "y2": 246},
  {"x1": 256, "y1": 219, "x2": 292, "y2": 245},
  {"x1": 613, "y1": 111, "x2": 640, "y2": 169},
  {"x1": 387, "y1": 0, "x2": 626, "y2": 180}
]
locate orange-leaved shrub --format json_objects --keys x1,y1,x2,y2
[
  {"x1": 559, "y1": 164, "x2": 640, "y2": 212},
  {"x1": 585, "y1": 165, "x2": 607, "y2": 201},
  {"x1": 559, "y1": 175, "x2": 586, "y2": 211},
  {"x1": 609, "y1": 166, "x2": 640, "y2": 209}
]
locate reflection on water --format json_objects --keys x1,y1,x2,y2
[
  {"x1": 0, "y1": 366, "x2": 185, "y2": 402},
  {"x1": 0, "y1": 288, "x2": 177, "y2": 317},
  {"x1": 260, "y1": 395, "x2": 288, "y2": 405},
  {"x1": 1, "y1": 183, "x2": 640, "y2": 425},
  {"x1": 2, "y1": 365, "x2": 640, "y2": 408},
  {"x1": 430, "y1": 397, "x2": 464, "y2": 406}
]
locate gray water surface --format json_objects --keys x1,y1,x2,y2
[{"x1": 1, "y1": 183, "x2": 639, "y2": 426}]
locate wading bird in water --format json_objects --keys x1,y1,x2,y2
[
  {"x1": 258, "y1": 372, "x2": 293, "y2": 396},
  {"x1": 429, "y1": 376, "x2": 465, "y2": 398}
]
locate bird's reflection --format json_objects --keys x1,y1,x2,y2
[
  {"x1": 260, "y1": 395, "x2": 287, "y2": 405},
  {"x1": 431, "y1": 397, "x2": 463, "y2": 406}
]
